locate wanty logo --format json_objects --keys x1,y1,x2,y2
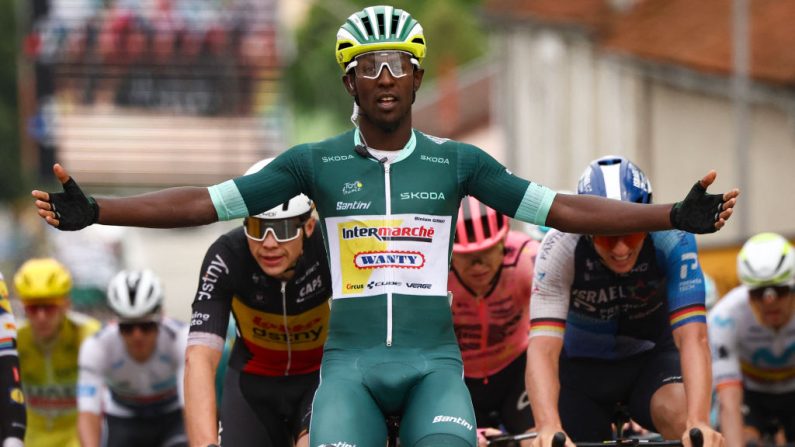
[
  {"x1": 342, "y1": 181, "x2": 363, "y2": 195},
  {"x1": 354, "y1": 251, "x2": 426, "y2": 269},
  {"x1": 342, "y1": 225, "x2": 435, "y2": 242}
]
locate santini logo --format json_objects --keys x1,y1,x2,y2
[
  {"x1": 336, "y1": 201, "x2": 371, "y2": 211},
  {"x1": 432, "y1": 415, "x2": 473, "y2": 431}
]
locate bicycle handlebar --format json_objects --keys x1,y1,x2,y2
[
  {"x1": 486, "y1": 431, "x2": 537, "y2": 445},
  {"x1": 550, "y1": 428, "x2": 704, "y2": 447}
]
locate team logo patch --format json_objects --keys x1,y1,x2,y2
[
  {"x1": 342, "y1": 181, "x2": 363, "y2": 195},
  {"x1": 9, "y1": 387, "x2": 24, "y2": 404}
]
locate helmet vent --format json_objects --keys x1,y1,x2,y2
[
  {"x1": 281, "y1": 202, "x2": 289, "y2": 212},
  {"x1": 391, "y1": 16, "x2": 400, "y2": 34},
  {"x1": 361, "y1": 15, "x2": 375, "y2": 37},
  {"x1": 377, "y1": 13, "x2": 386, "y2": 36},
  {"x1": 412, "y1": 37, "x2": 425, "y2": 45}
]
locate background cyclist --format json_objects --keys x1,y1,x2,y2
[
  {"x1": 185, "y1": 158, "x2": 331, "y2": 447},
  {"x1": 13, "y1": 258, "x2": 101, "y2": 447},
  {"x1": 708, "y1": 232, "x2": 795, "y2": 447},
  {"x1": 450, "y1": 197, "x2": 538, "y2": 446},
  {"x1": 0, "y1": 272, "x2": 25, "y2": 447},
  {"x1": 526, "y1": 156, "x2": 723, "y2": 447},
  {"x1": 77, "y1": 269, "x2": 188, "y2": 447},
  {"x1": 31, "y1": 5, "x2": 738, "y2": 446}
]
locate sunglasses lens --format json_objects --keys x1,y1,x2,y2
[
  {"x1": 25, "y1": 304, "x2": 57, "y2": 315},
  {"x1": 351, "y1": 51, "x2": 413, "y2": 79},
  {"x1": 593, "y1": 233, "x2": 646, "y2": 250},
  {"x1": 119, "y1": 322, "x2": 158, "y2": 334},
  {"x1": 244, "y1": 218, "x2": 303, "y2": 242},
  {"x1": 749, "y1": 285, "x2": 792, "y2": 301}
]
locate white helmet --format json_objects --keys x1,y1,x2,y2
[
  {"x1": 244, "y1": 158, "x2": 313, "y2": 219},
  {"x1": 107, "y1": 270, "x2": 163, "y2": 320},
  {"x1": 737, "y1": 232, "x2": 795, "y2": 288}
]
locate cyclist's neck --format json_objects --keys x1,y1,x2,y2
[{"x1": 357, "y1": 117, "x2": 413, "y2": 151}]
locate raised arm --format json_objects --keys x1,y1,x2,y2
[
  {"x1": 546, "y1": 171, "x2": 738, "y2": 235},
  {"x1": 32, "y1": 164, "x2": 217, "y2": 229}
]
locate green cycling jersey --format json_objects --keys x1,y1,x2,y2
[
  {"x1": 209, "y1": 128, "x2": 554, "y2": 350},
  {"x1": 209, "y1": 128, "x2": 554, "y2": 446}
]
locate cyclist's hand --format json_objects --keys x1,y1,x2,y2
[
  {"x1": 32, "y1": 163, "x2": 99, "y2": 231},
  {"x1": 683, "y1": 424, "x2": 723, "y2": 447},
  {"x1": 531, "y1": 427, "x2": 574, "y2": 447},
  {"x1": 477, "y1": 427, "x2": 502, "y2": 447},
  {"x1": 670, "y1": 171, "x2": 739, "y2": 234}
]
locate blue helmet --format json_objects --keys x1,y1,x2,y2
[{"x1": 577, "y1": 155, "x2": 652, "y2": 204}]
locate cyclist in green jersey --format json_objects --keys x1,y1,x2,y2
[{"x1": 31, "y1": 5, "x2": 738, "y2": 446}]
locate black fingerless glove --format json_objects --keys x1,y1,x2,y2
[
  {"x1": 669, "y1": 181, "x2": 724, "y2": 234},
  {"x1": 49, "y1": 177, "x2": 100, "y2": 231}
]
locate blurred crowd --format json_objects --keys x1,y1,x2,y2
[{"x1": 26, "y1": 0, "x2": 280, "y2": 115}]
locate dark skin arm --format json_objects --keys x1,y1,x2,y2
[
  {"x1": 32, "y1": 163, "x2": 218, "y2": 228},
  {"x1": 546, "y1": 171, "x2": 738, "y2": 234}
]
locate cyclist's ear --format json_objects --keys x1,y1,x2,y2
[
  {"x1": 343, "y1": 74, "x2": 357, "y2": 96},
  {"x1": 303, "y1": 217, "x2": 317, "y2": 237}
]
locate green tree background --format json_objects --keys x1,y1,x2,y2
[{"x1": 284, "y1": 0, "x2": 487, "y2": 144}]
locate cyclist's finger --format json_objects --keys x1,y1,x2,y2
[
  {"x1": 697, "y1": 170, "x2": 717, "y2": 190},
  {"x1": 32, "y1": 190, "x2": 51, "y2": 202},
  {"x1": 52, "y1": 163, "x2": 71, "y2": 185},
  {"x1": 722, "y1": 188, "x2": 740, "y2": 202}
]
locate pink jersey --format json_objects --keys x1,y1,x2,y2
[{"x1": 449, "y1": 231, "x2": 538, "y2": 379}]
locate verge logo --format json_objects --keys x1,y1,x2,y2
[
  {"x1": 354, "y1": 251, "x2": 426, "y2": 269},
  {"x1": 432, "y1": 415, "x2": 473, "y2": 431},
  {"x1": 406, "y1": 282, "x2": 431, "y2": 289}
]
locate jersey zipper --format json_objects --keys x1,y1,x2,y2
[
  {"x1": 384, "y1": 162, "x2": 393, "y2": 347},
  {"x1": 281, "y1": 281, "x2": 292, "y2": 375}
]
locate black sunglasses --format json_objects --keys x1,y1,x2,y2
[
  {"x1": 749, "y1": 285, "x2": 792, "y2": 301},
  {"x1": 119, "y1": 321, "x2": 159, "y2": 335}
]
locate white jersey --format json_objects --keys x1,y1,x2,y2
[
  {"x1": 77, "y1": 317, "x2": 188, "y2": 417},
  {"x1": 708, "y1": 286, "x2": 795, "y2": 393}
]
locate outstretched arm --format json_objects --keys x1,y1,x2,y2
[
  {"x1": 546, "y1": 171, "x2": 739, "y2": 235},
  {"x1": 32, "y1": 164, "x2": 217, "y2": 229},
  {"x1": 673, "y1": 323, "x2": 724, "y2": 447}
]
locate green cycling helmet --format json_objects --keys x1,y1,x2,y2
[{"x1": 336, "y1": 5, "x2": 427, "y2": 71}]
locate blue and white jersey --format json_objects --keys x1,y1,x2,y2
[
  {"x1": 77, "y1": 317, "x2": 188, "y2": 417},
  {"x1": 530, "y1": 229, "x2": 706, "y2": 359},
  {"x1": 709, "y1": 286, "x2": 795, "y2": 393}
]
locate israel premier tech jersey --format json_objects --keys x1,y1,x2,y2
[
  {"x1": 208, "y1": 129, "x2": 555, "y2": 349},
  {"x1": 530, "y1": 229, "x2": 707, "y2": 359}
]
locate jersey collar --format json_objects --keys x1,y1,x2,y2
[{"x1": 354, "y1": 128, "x2": 416, "y2": 164}]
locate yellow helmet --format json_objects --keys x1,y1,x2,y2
[
  {"x1": 335, "y1": 5, "x2": 427, "y2": 71},
  {"x1": 14, "y1": 258, "x2": 72, "y2": 301}
]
